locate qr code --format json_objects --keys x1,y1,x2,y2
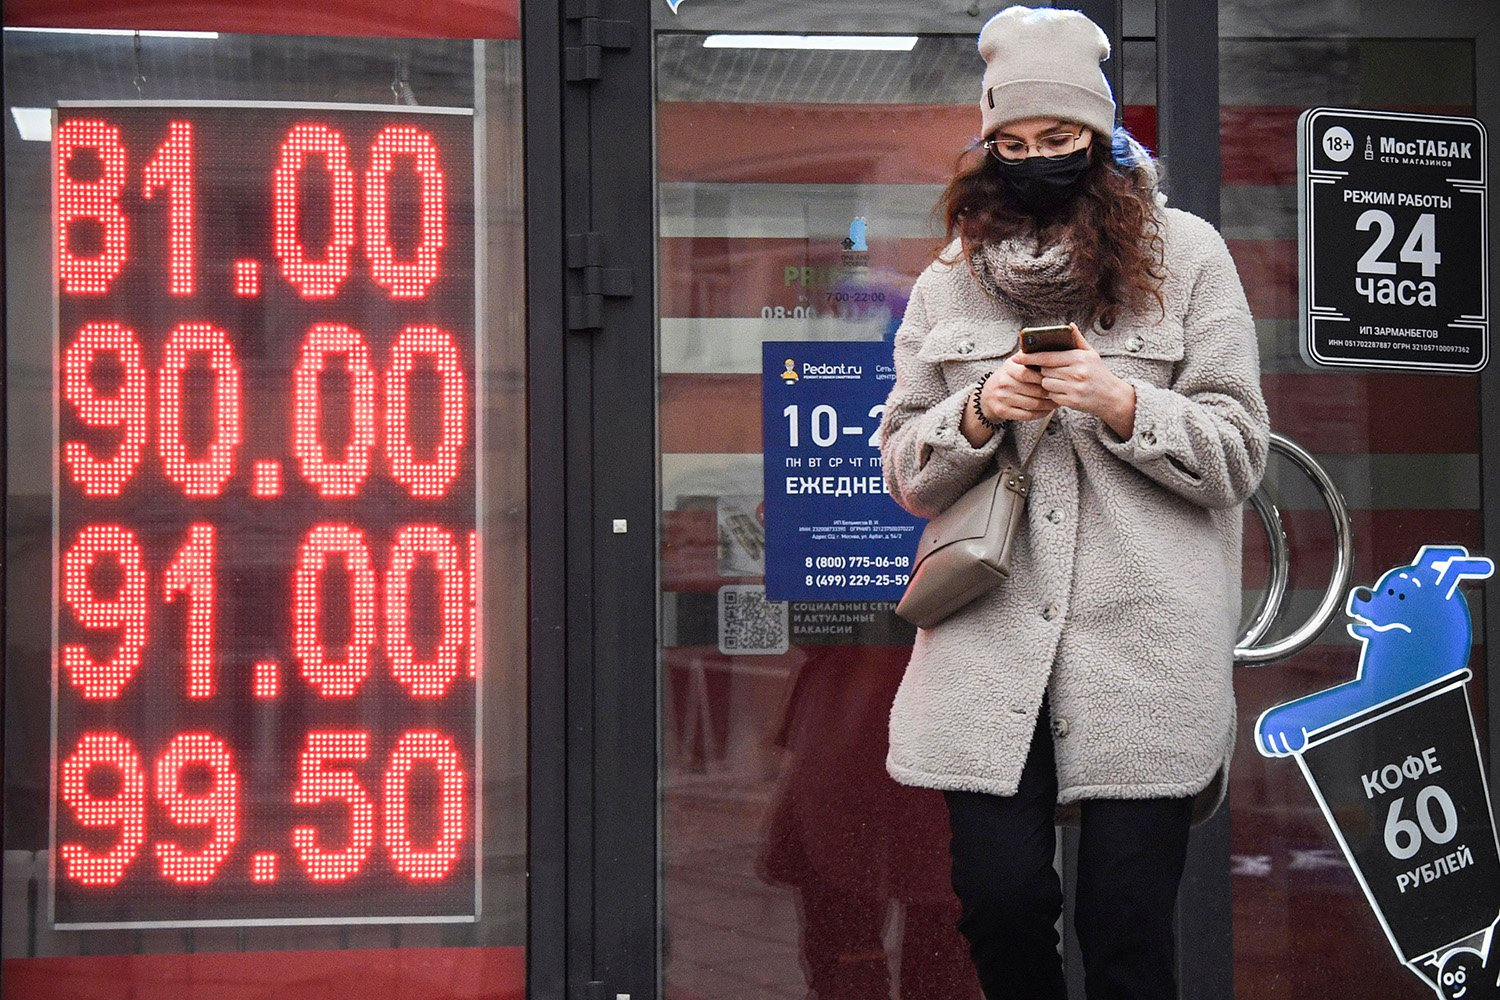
[{"x1": 718, "y1": 585, "x2": 789, "y2": 655}]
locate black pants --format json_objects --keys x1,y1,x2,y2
[{"x1": 943, "y1": 710, "x2": 1194, "y2": 1000}]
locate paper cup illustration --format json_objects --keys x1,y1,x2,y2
[{"x1": 1256, "y1": 546, "x2": 1500, "y2": 994}]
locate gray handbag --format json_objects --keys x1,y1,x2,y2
[{"x1": 895, "y1": 412, "x2": 1052, "y2": 628}]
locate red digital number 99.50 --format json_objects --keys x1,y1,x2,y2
[{"x1": 58, "y1": 730, "x2": 467, "y2": 887}]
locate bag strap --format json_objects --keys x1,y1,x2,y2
[{"x1": 1017, "y1": 411, "x2": 1055, "y2": 472}]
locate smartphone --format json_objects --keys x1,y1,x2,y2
[{"x1": 1019, "y1": 324, "x2": 1074, "y2": 371}]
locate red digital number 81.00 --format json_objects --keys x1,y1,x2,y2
[{"x1": 57, "y1": 117, "x2": 449, "y2": 300}]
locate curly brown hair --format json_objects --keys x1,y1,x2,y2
[{"x1": 937, "y1": 128, "x2": 1167, "y2": 329}]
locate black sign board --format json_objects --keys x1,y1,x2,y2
[
  {"x1": 1298, "y1": 673, "x2": 1500, "y2": 965},
  {"x1": 1298, "y1": 107, "x2": 1488, "y2": 372}
]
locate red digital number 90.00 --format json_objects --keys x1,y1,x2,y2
[
  {"x1": 290, "y1": 323, "x2": 466, "y2": 499},
  {"x1": 62, "y1": 322, "x2": 467, "y2": 500}
]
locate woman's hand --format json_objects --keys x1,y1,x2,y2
[
  {"x1": 960, "y1": 355, "x2": 1056, "y2": 446},
  {"x1": 982, "y1": 356, "x2": 1057, "y2": 422},
  {"x1": 1016, "y1": 323, "x2": 1137, "y2": 439}
]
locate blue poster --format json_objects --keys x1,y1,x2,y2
[{"x1": 761, "y1": 341, "x2": 924, "y2": 601}]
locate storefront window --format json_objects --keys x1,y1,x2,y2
[
  {"x1": 2, "y1": 25, "x2": 524, "y2": 997},
  {"x1": 653, "y1": 8, "x2": 1497, "y2": 1000}
]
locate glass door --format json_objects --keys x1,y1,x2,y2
[
  {"x1": 651, "y1": 9, "x2": 1156, "y2": 1000},
  {"x1": 651, "y1": 3, "x2": 1500, "y2": 1000},
  {"x1": 654, "y1": 19, "x2": 984, "y2": 1000},
  {"x1": 1217, "y1": 2, "x2": 1500, "y2": 997}
]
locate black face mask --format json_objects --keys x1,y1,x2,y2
[{"x1": 998, "y1": 148, "x2": 1091, "y2": 214}]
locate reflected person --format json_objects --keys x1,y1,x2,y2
[{"x1": 758, "y1": 644, "x2": 981, "y2": 1000}]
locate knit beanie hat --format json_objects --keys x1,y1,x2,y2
[{"x1": 978, "y1": 6, "x2": 1116, "y2": 139}]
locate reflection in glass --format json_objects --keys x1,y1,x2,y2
[
  {"x1": 657, "y1": 33, "x2": 982, "y2": 1000},
  {"x1": 1220, "y1": 30, "x2": 1484, "y2": 1000}
]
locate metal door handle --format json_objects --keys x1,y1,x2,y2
[
  {"x1": 1239, "y1": 487, "x2": 1289, "y2": 651},
  {"x1": 1234, "y1": 432, "x2": 1354, "y2": 665}
]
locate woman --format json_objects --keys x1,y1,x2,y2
[{"x1": 878, "y1": 6, "x2": 1269, "y2": 999}]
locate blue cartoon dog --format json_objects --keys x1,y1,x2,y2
[{"x1": 1256, "y1": 546, "x2": 1494, "y2": 757}]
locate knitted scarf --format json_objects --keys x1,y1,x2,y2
[{"x1": 969, "y1": 237, "x2": 1098, "y2": 329}]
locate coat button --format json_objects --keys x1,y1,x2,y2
[
  {"x1": 957, "y1": 340, "x2": 975, "y2": 355},
  {"x1": 1045, "y1": 421, "x2": 1058, "y2": 435},
  {"x1": 1046, "y1": 508, "x2": 1063, "y2": 524},
  {"x1": 1125, "y1": 336, "x2": 1145, "y2": 353},
  {"x1": 1140, "y1": 430, "x2": 1157, "y2": 447},
  {"x1": 1052, "y1": 716, "x2": 1070, "y2": 738},
  {"x1": 1042, "y1": 603, "x2": 1059, "y2": 621}
]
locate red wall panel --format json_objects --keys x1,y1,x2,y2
[
  {"x1": 3, "y1": 948, "x2": 525, "y2": 1000},
  {"x1": 3, "y1": 0, "x2": 519, "y2": 39}
]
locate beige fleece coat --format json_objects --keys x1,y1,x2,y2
[{"x1": 879, "y1": 207, "x2": 1269, "y2": 822}]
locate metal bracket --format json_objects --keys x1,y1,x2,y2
[
  {"x1": 564, "y1": 0, "x2": 632, "y2": 82},
  {"x1": 566, "y1": 232, "x2": 634, "y2": 331}
]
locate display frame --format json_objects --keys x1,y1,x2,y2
[{"x1": 46, "y1": 98, "x2": 487, "y2": 931}]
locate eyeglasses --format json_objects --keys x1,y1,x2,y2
[{"x1": 983, "y1": 130, "x2": 1089, "y2": 163}]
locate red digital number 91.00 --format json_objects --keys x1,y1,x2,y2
[
  {"x1": 61, "y1": 522, "x2": 475, "y2": 701},
  {"x1": 293, "y1": 523, "x2": 468, "y2": 699},
  {"x1": 62, "y1": 524, "x2": 216, "y2": 700}
]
